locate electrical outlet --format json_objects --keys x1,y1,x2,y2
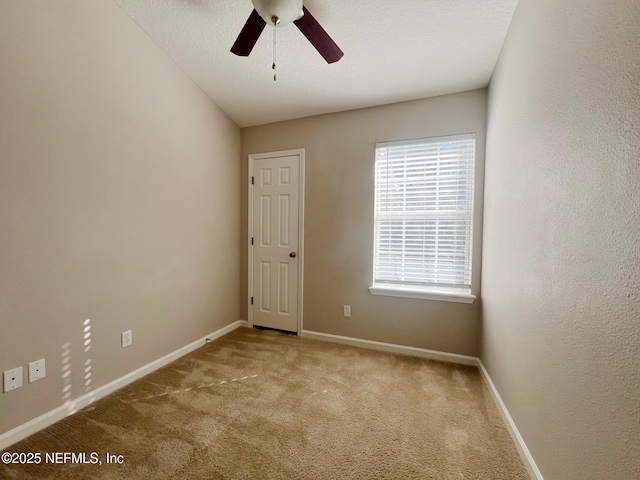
[
  {"x1": 28, "y1": 359, "x2": 46, "y2": 383},
  {"x1": 3, "y1": 366, "x2": 23, "y2": 393},
  {"x1": 343, "y1": 305, "x2": 351, "y2": 317},
  {"x1": 121, "y1": 330, "x2": 132, "y2": 348}
]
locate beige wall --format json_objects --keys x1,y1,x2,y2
[
  {"x1": 0, "y1": 0, "x2": 240, "y2": 435},
  {"x1": 242, "y1": 90, "x2": 487, "y2": 355},
  {"x1": 482, "y1": 0, "x2": 640, "y2": 478}
]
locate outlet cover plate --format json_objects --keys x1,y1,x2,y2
[
  {"x1": 343, "y1": 305, "x2": 351, "y2": 317},
  {"x1": 3, "y1": 366, "x2": 23, "y2": 392},
  {"x1": 121, "y1": 330, "x2": 132, "y2": 348},
  {"x1": 29, "y1": 358, "x2": 46, "y2": 383}
]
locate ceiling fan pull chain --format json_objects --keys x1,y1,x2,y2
[{"x1": 272, "y1": 27, "x2": 277, "y2": 81}]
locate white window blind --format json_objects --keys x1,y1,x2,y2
[{"x1": 373, "y1": 134, "x2": 475, "y2": 293}]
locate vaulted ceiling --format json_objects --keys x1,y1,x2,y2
[{"x1": 113, "y1": 0, "x2": 518, "y2": 127}]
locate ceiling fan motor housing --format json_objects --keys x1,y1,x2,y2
[{"x1": 251, "y1": 0, "x2": 303, "y2": 27}]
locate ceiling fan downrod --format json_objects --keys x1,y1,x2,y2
[{"x1": 272, "y1": 26, "x2": 277, "y2": 81}]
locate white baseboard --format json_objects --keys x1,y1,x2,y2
[
  {"x1": 301, "y1": 330, "x2": 478, "y2": 365},
  {"x1": 0, "y1": 320, "x2": 246, "y2": 451},
  {"x1": 477, "y1": 360, "x2": 544, "y2": 480}
]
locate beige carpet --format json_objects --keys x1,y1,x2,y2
[{"x1": 1, "y1": 327, "x2": 528, "y2": 479}]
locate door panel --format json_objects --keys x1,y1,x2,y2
[
  {"x1": 279, "y1": 194, "x2": 290, "y2": 246},
  {"x1": 260, "y1": 195, "x2": 272, "y2": 246},
  {"x1": 278, "y1": 263, "x2": 289, "y2": 314},
  {"x1": 251, "y1": 154, "x2": 300, "y2": 332},
  {"x1": 259, "y1": 261, "x2": 271, "y2": 312}
]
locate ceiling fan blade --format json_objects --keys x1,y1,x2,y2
[
  {"x1": 294, "y1": 6, "x2": 344, "y2": 64},
  {"x1": 231, "y1": 9, "x2": 267, "y2": 57}
]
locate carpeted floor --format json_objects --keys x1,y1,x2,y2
[{"x1": 1, "y1": 327, "x2": 528, "y2": 479}]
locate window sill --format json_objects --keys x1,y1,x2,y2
[{"x1": 368, "y1": 286, "x2": 477, "y2": 304}]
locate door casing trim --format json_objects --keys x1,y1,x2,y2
[{"x1": 248, "y1": 149, "x2": 305, "y2": 335}]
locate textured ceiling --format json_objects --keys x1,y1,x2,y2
[{"x1": 112, "y1": 0, "x2": 518, "y2": 127}]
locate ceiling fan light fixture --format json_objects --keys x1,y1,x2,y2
[{"x1": 251, "y1": 0, "x2": 303, "y2": 27}]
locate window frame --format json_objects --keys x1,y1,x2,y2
[{"x1": 369, "y1": 134, "x2": 478, "y2": 304}]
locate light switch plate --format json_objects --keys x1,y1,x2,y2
[
  {"x1": 3, "y1": 366, "x2": 23, "y2": 392},
  {"x1": 29, "y1": 358, "x2": 46, "y2": 383}
]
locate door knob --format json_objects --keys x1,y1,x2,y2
[{"x1": 289, "y1": 252, "x2": 297, "y2": 258}]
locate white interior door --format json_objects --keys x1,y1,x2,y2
[{"x1": 250, "y1": 151, "x2": 303, "y2": 333}]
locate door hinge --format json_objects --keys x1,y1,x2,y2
[
  {"x1": 251, "y1": 297, "x2": 254, "y2": 305},
  {"x1": 251, "y1": 237, "x2": 254, "y2": 246},
  {"x1": 251, "y1": 176, "x2": 254, "y2": 185}
]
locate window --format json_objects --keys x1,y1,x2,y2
[{"x1": 370, "y1": 134, "x2": 476, "y2": 303}]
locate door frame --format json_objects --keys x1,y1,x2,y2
[{"x1": 248, "y1": 149, "x2": 305, "y2": 335}]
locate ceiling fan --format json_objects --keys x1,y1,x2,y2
[{"x1": 231, "y1": 0, "x2": 344, "y2": 65}]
